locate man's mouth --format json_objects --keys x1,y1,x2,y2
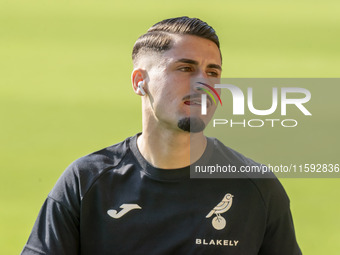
[
  {"x1": 183, "y1": 94, "x2": 212, "y2": 107},
  {"x1": 184, "y1": 99, "x2": 202, "y2": 106}
]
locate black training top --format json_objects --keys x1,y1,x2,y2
[{"x1": 21, "y1": 134, "x2": 302, "y2": 255}]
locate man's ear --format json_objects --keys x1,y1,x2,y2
[{"x1": 131, "y1": 69, "x2": 147, "y2": 96}]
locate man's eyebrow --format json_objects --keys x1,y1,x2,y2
[
  {"x1": 175, "y1": 58, "x2": 222, "y2": 71},
  {"x1": 175, "y1": 58, "x2": 199, "y2": 65},
  {"x1": 207, "y1": 64, "x2": 222, "y2": 71}
]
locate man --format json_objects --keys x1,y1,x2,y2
[{"x1": 22, "y1": 17, "x2": 302, "y2": 254}]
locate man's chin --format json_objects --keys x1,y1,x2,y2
[{"x1": 177, "y1": 117, "x2": 206, "y2": 133}]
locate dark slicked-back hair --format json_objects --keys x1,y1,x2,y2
[{"x1": 132, "y1": 16, "x2": 221, "y2": 65}]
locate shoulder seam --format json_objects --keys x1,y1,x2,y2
[
  {"x1": 81, "y1": 142, "x2": 131, "y2": 199},
  {"x1": 248, "y1": 178, "x2": 291, "y2": 224},
  {"x1": 46, "y1": 196, "x2": 79, "y2": 221},
  {"x1": 22, "y1": 244, "x2": 47, "y2": 254},
  {"x1": 247, "y1": 178, "x2": 268, "y2": 212}
]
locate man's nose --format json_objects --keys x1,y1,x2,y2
[
  {"x1": 190, "y1": 70, "x2": 207, "y2": 91},
  {"x1": 194, "y1": 69, "x2": 209, "y2": 80}
]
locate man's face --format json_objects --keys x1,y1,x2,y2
[{"x1": 142, "y1": 34, "x2": 222, "y2": 133}]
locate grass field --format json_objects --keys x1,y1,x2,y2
[{"x1": 1, "y1": 0, "x2": 339, "y2": 254}]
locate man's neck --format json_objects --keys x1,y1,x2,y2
[{"x1": 137, "y1": 129, "x2": 207, "y2": 169}]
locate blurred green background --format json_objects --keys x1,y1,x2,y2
[{"x1": 1, "y1": 0, "x2": 339, "y2": 254}]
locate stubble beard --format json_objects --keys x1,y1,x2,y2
[{"x1": 177, "y1": 117, "x2": 206, "y2": 133}]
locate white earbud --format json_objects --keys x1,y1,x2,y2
[{"x1": 137, "y1": 81, "x2": 146, "y2": 95}]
